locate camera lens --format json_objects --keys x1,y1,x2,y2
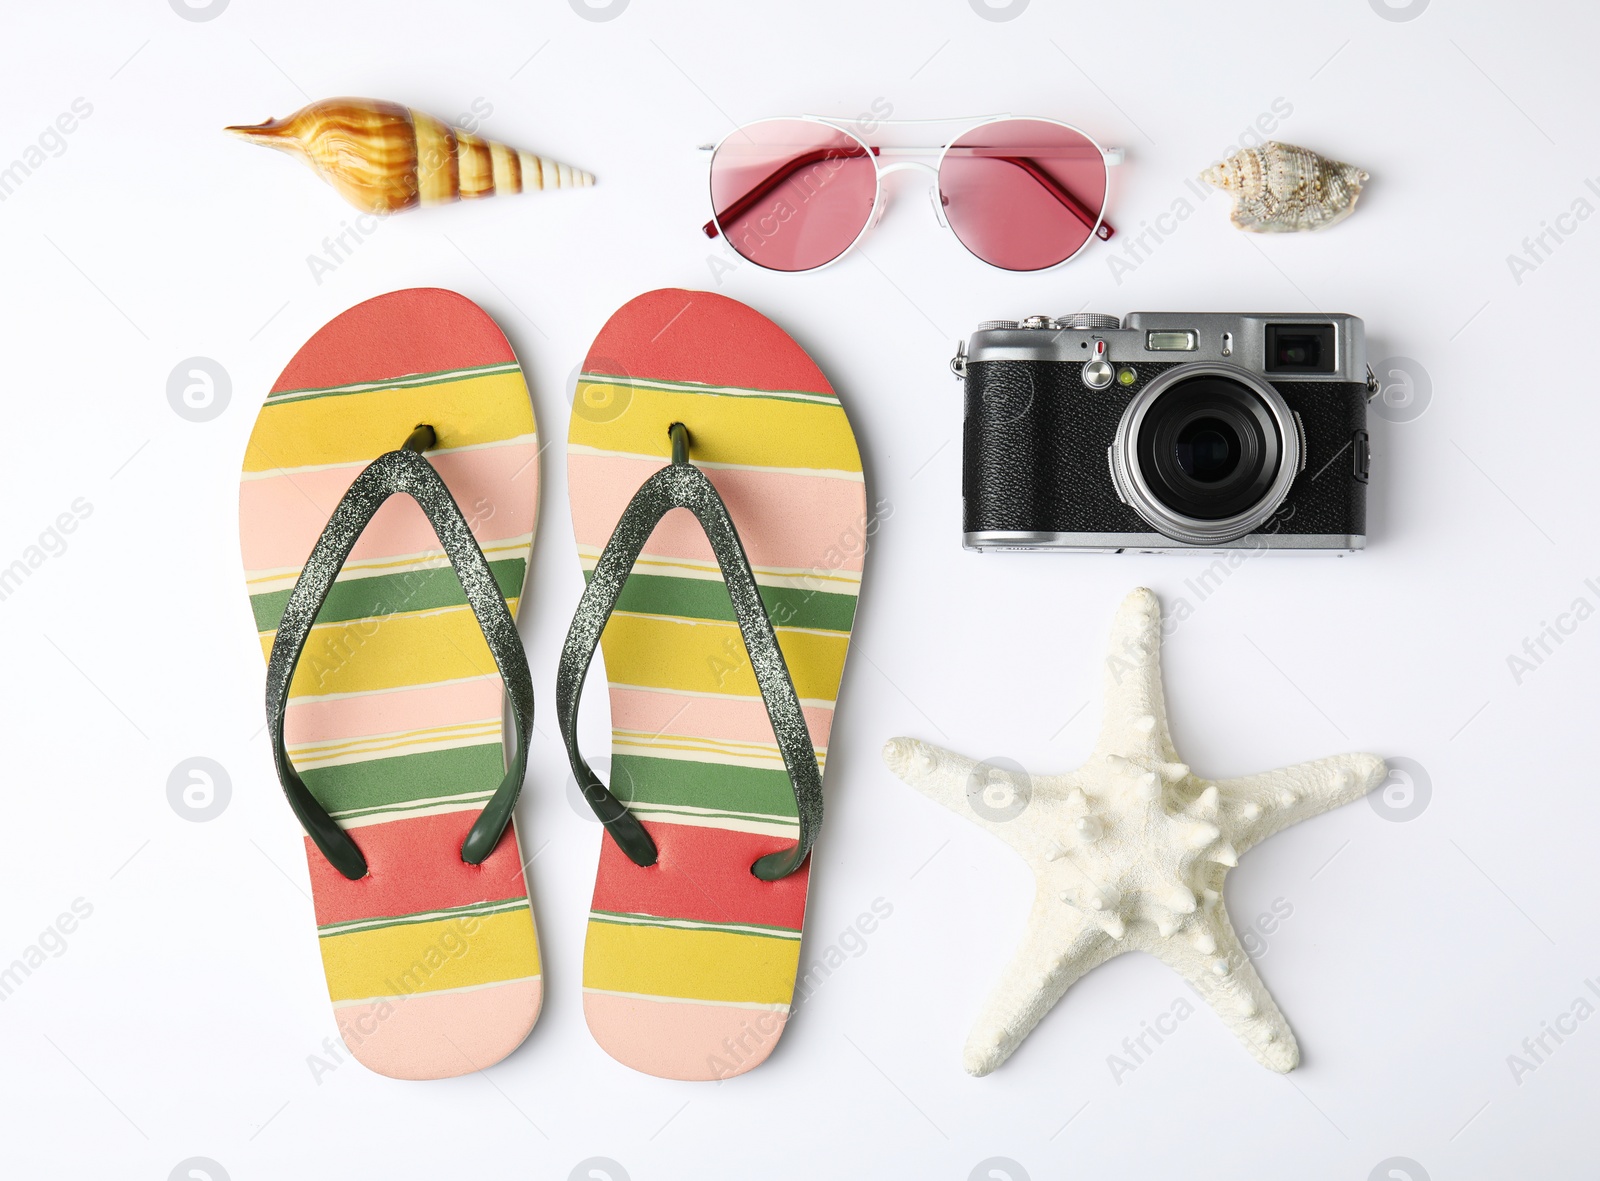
[
  {"x1": 1134, "y1": 374, "x2": 1281, "y2": 521},
  {"x1": 1173, "y1": 417, "x2": 1240, "y2": 483},
  {"x1": 1111, "y1": 362, "x2": 1303, "y2": 545}
]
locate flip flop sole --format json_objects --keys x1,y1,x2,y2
[
  {"x1": 240, "y1": 288, "x2": 542, "y2": 1080},
  {"x1": 569, "y1": 289, "x2": 865, "y2": 1080}
]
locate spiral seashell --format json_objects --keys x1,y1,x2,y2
[
  {"x1": 1199, "y1": 141, "x2": 1367, "y2": 233},
  {"x1": 225, "y1": 97, "x2": 594, "y2": 214}
]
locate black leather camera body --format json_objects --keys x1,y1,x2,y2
[{"x1": 956, "y1": 312, "x2": 1373, "y2": 552}]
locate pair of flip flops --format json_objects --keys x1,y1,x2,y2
[{"x1": 240, "y1": 287, "x2": 865, "y2": 1080}]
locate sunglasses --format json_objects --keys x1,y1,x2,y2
[{"x1": 702, "y1": 115, "x2": 1123, "y2": 273}]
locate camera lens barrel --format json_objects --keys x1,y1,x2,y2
[{"x1": 1110, "y1": 363, "x2": 1303, "y2": 545}]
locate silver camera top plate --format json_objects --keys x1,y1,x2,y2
[{"x1": 962, "y1": 312, "x2": 1366, "y2": 384}]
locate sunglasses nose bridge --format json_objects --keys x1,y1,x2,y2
[
  {"x1": 873, "y1": 159, "x2": 943, "y2": 227},
  {"x1": 868, "y1": 196, "x2": 889, "y2": 233},
  {"x1": 875, "y1": 160, "x2": 939, "y2": 181}
]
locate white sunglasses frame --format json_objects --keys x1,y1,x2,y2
[{"x1": 701, "y1": 113, "x2": 1124, "y2": 275}]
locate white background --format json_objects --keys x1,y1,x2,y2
[{"x1": 0, "y1": 1, "x2": 1594, "y2": 1177}]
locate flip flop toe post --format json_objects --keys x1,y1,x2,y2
[
  {"x1": 563, "y1": 289, "x2": 866, "y2": 1080},
  {"x1": 241, "y1": 288, "x2": 543, "y2": 1079}
]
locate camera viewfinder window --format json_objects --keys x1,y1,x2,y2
[{"x1": 1265, "y1": 323, "x2": 1336, "y2": 374}]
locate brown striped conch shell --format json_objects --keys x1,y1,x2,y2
[
  {"x1": 225, "y1": 96, "x2": 594, "y2": 214},
  {"x1": 1199, "y1": 141, "x2": 1367, "y2": 233}
]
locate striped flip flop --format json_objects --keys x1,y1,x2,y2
[
  {"x1": 560, "y1": 289, "x2": 866, "y2": 1080},
  {"x1": 240, "y1": 288, "x2": 543, "y2": 1080}
]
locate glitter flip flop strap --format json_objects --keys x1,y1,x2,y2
[
  {"x1": 556, "y1": 422, "x2": 823, "y2": 882},
  {"x1": 265, "y1": 425, "x2": 535, "y2": 881}
]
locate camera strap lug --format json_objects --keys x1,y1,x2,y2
[
  {"x1": 950, "y1": 339, "x2": 967, "y2": 378},
  {"x1": 1365, "y1": 364, "x2": 1379, "y2": 401}
]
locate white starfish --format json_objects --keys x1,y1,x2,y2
[{"x1": 882, "y1": 587, "x2": 1385, "y2": 1076}]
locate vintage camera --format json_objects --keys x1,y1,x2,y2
[{"x1": 955, "y1": 312, "x2": 1374, "y2": 552}]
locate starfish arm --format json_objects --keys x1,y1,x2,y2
[
  {"x1": 881, "y1": 736, "x2": 982, "y2": 814},
  {"x1": 1146, "y1": 900, "x2": 1299, "y2": 1072},
  {"x1": 1215, "y1": 752, "x2": 1386, "y2": 855},
  {"x1": 881, "y1": 737, "x2": 1052, "y2": 856},
  {"x1": 962, "y1": 889, "x2": 1114, "y2": 1077},
  {"x1": 1091, "y1": 588, "x2": 1181, "y2": 765}
]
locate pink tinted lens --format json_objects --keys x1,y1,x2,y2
[
  {"x1": 939, "y1": 119, "x2": 1108, "y2": 271},
  {"x1": 710, "y1": 120, "x2": 878, "y2": 272}
]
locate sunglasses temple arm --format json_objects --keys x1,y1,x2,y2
[
  {"x1": 702, "y1": 145, "x2": 879, "y2": 238},
  {"x1": 1000, "y1": 154, "x2": 1115, "y2": 240}
]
